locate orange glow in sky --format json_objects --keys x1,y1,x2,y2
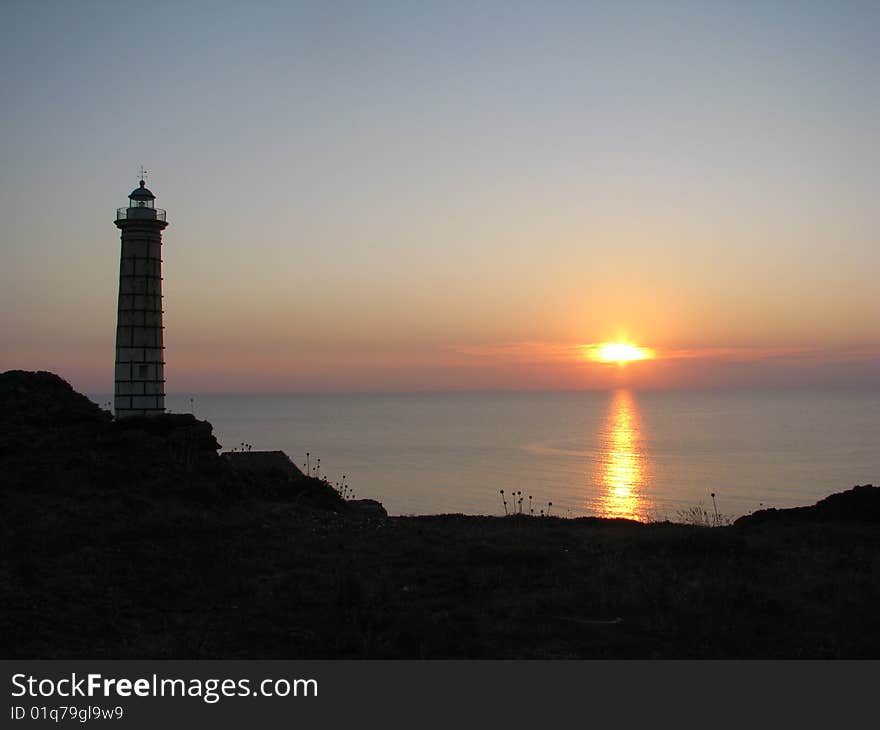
[{"x1": 583, "y1": 342, "x2": 656, "y2": 364}]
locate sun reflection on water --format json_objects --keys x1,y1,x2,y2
[{"x1": 596, "y1": 389, "x2": 652, "y2": 521}]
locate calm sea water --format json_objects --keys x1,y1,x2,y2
[{"x1": 93, "y1": 389, "x2": 879, "y2": 520}]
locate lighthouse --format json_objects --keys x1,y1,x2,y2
[{"x1": 113, "y1": 177, "x2": 169, "y2": 417}]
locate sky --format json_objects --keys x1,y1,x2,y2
[{"x1": 1, "y1": 0, "x2": 878, "y2": 393}]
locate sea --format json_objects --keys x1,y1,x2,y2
[{"x1": 92, "y1": 388, "x2": 879, "y2": 521}]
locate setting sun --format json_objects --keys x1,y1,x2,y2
[{"x1": 584, "y1": 342, "x2": 656, "y2": 364}]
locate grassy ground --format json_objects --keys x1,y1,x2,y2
[{"x1": 4, "y1": 488, "x2": 879, "y2": 658}]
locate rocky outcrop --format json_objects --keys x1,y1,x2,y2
[
  {"x1": 734, "y1": 484, "x2": 880, "y2": 526},
  {"x1": 0, "y1": 370, "x2": 111, "y2": 428},
  {"x1": 0, "y1": 370, "x2": 348, "y2": 513},
  {"x1": 222, "y1": 450, "x2": 304, "y2": 479},
  {"x1": 345, "y1": 498, "x2": 388, "y2": 520},
  {"x1": 221, "y1": 449, "x2": 344, "y2": 510}
]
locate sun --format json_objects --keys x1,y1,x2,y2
[
  {"x1": 597, "y1": 343, "x2": 653, "y2": 363},
  {"x1": 584, "y1": 342, "x2": 655, "y2": 364}
]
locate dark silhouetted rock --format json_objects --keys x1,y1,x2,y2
[
  {"x1": 735, "y1": 484, "x2": 880, "y2": 526},
  {"x1": 222, "y1": 450, "x2": 304, "y2": 479},
  {"x1": 221, "y1": 449, "x2": 343, "y2": 509},
  {"x1": 346, "y1": 498, "x2": 388, "y2": 519},
  {"x1": 0, "y1": 370, "x2": 341, "y2": 512},
  {"x1": 0, "y1": 370, "x2": 110, "y2": 427}
]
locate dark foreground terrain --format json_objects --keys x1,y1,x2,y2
[{"x1": 2, "y1": 370, "x2": 879, "y2": 658}]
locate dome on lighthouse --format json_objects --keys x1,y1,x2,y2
[{"x1": 129, "y1": 180, "x2": 155, "y2": 201}]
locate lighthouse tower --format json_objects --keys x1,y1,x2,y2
[{"x1": 113, "y1": 178, "x2": 169, "y2": 417}]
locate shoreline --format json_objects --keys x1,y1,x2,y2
[{"x1": 90, "y1": 387, "x2": 879, "y2": 521}]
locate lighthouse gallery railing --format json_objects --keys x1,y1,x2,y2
[{"x1": 116, "y1": 207, "x2": 167, "y2": 222}]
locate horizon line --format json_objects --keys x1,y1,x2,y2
[{"x1": 81, "y1": 382, "x2": 880, "y2": 400}]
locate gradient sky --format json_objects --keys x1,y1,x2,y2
[{"x1": 2, "y1": 1, "x2": 878, "y2": 392}]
